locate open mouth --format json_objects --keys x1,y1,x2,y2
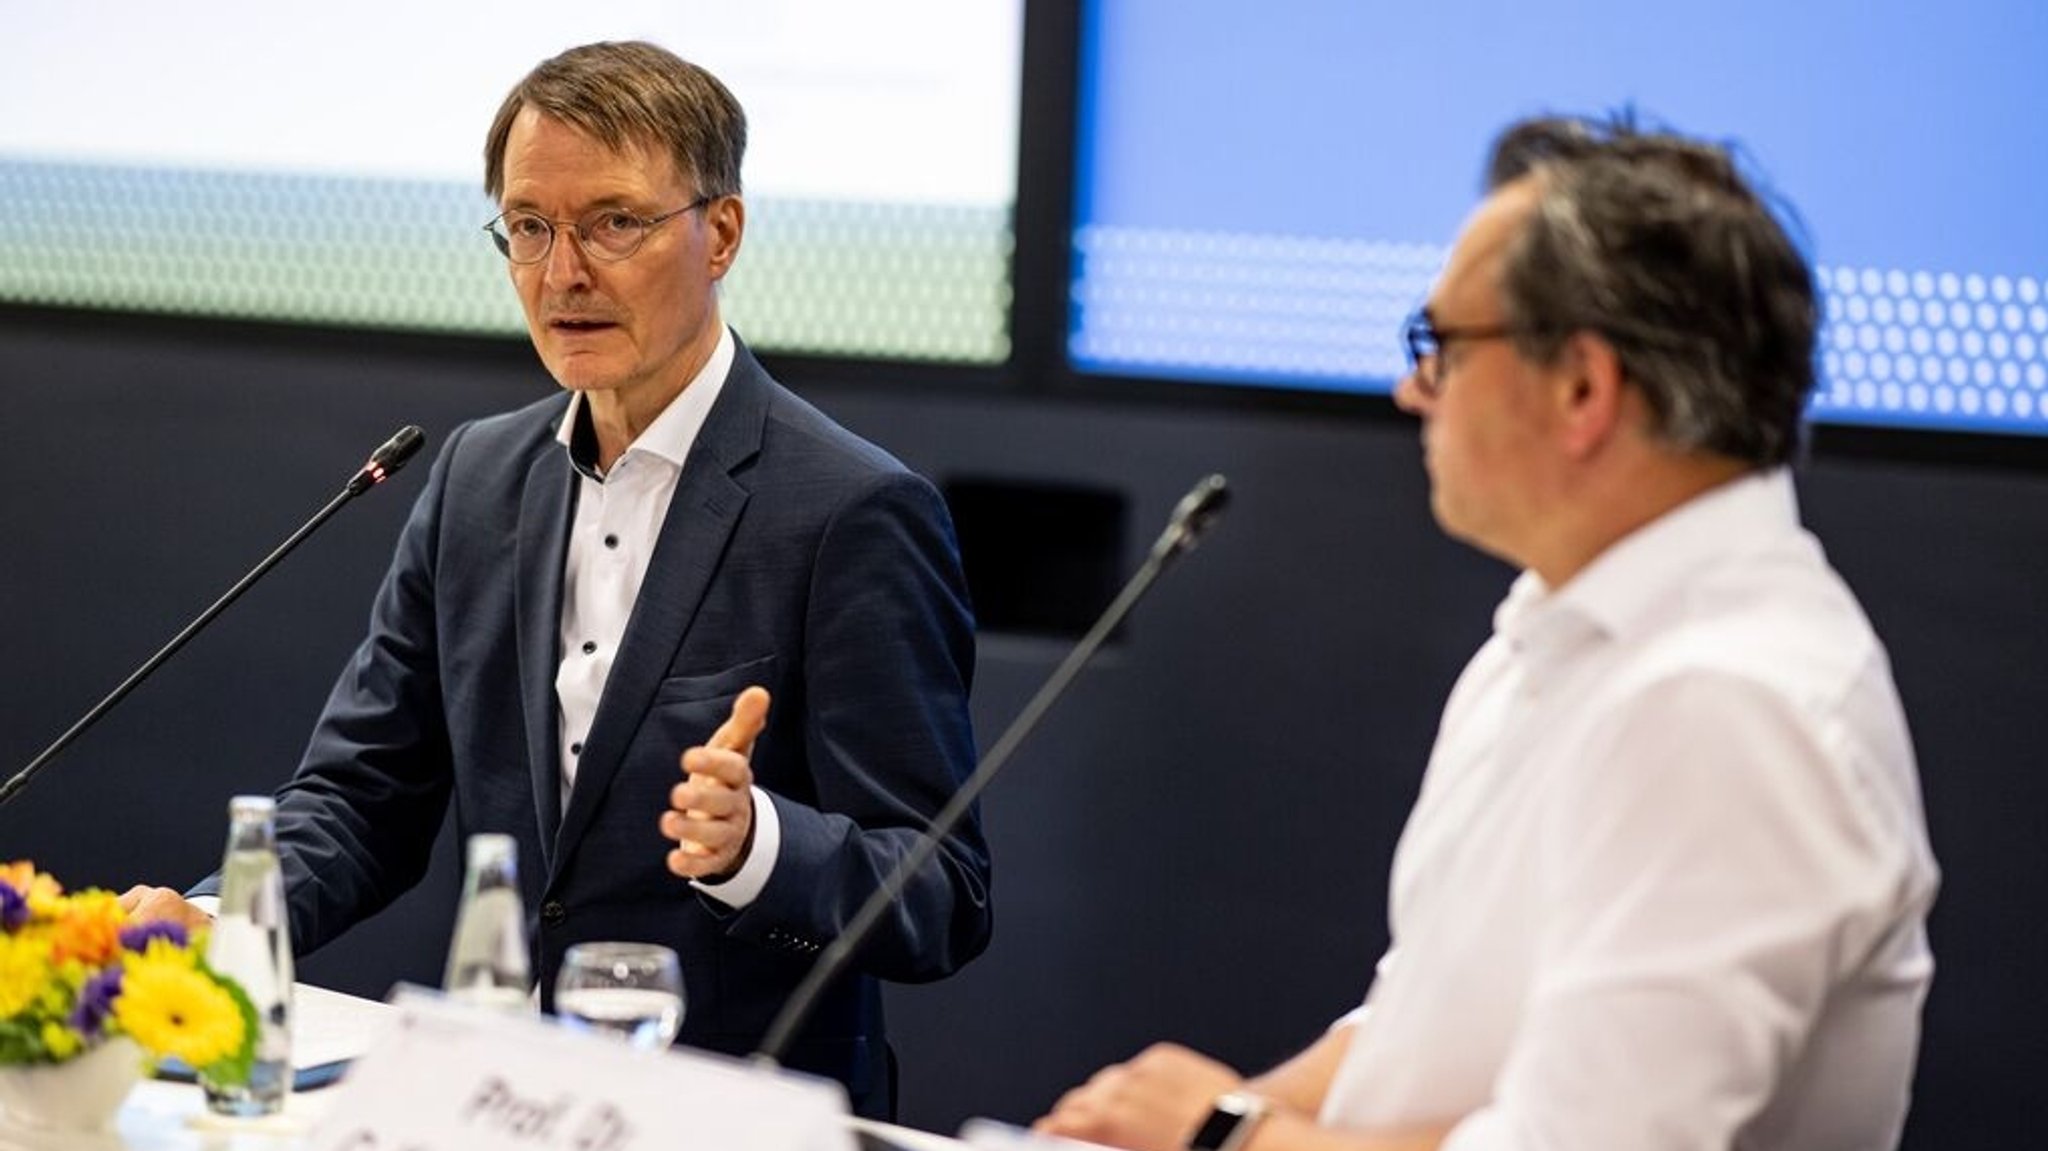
[{"x1": 552, "y1": 318, "x2": 618, "y2": 334}]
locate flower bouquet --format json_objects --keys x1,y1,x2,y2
[{"x1": 0, "y1": 862, "x2": 255, "y2": 1128}]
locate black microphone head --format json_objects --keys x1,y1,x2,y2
[
  {"x1": 373, "y1": 425, "x2": 427, "y2": 471},
  {"x1": 1151, "y1": 473, "x2": 1231, "y2": 563},
  {"x1": 1175, "y1": 472, "x2": 1230, "y2": 536},
  {"x1": 346, "y1": 425, "x2": 428, "y2": 495}
]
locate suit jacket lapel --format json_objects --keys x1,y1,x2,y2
[
  {"x1": 515, "y1": 426, "x2": 574, "y2": 870},
  {"x1": 552, "y1": 350, "x2": 771, "y2": 864}
]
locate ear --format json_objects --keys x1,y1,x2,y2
[
  {"x1": 704, "y1": 195, "x2": 746, "y2": 281},
  {"x1": 1551, "y1": 330, "x2": 1628, "y2": 459}
]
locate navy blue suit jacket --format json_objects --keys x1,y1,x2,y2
[{"x1": 226, "y1": 344, "x2": 990, "y2": 1115}]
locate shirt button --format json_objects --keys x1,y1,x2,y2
[
  {"x1": 570, "y1": 741, "x2": 583, "y2": 756},
  {"x1": 582, "y1": 640, "x2": 597, "y2": 655},
  {"x1": 541, "y1": 901, "x2": 566, "y2": 926},
  {"x1": 603, "y1": 534, "x2": 620, "y2": 549}
]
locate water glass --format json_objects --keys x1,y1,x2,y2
[{"x1": 554, "y1": 942, "x2": 684, "y2": 1051}]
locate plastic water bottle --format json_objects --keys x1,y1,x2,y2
[
  {"x1": 442, "y1": 833, "x2": 532, "y2": 1012},
  {"x1": 204, "y1": 795, "x2": 293, "y2": 1116}
]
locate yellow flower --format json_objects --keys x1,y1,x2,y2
[
  {"x1": 137, "y1": 937, "x2": 199, "y2": 969},
  {"x1": 112, "y1": 954, "x2": 245, "y2": 1069},
  {"x1": 0, "y1": 863, "x2": 66, "y2": 919},
  {"x1": 0, "y1": 862, "x2": 48, "y2": 896},
  {"x1": 0, "y1": 932, "x2": 50, "y2": 1018},
  {"x1": 40, "y1": 1020, "x2": 80, "y2": 1060}
]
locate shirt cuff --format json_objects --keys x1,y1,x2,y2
[
  {"x1": 691, "y1": 785, "x2": 780, "y2": 909},
  {"x1": 187, "y1": 894, "x2": 222, "y2": 917}
]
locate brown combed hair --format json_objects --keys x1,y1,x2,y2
[{"x1": 484, "y1": 40, "x2": 746, "y2": 202}]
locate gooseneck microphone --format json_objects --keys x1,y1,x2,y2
[
  {"x1": 346, "y1": 425, "x2": 427, "y2": 496},
  {"x1": 0, "y1": 425, "x2": 427, "y2": 810},
  {"x1": 753, "y1": 473, "x2": 1232, "y2": 1067}
]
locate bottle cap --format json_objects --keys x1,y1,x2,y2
[{"x1": 228, "y1": 795, "x2": 277, "y2": 820}]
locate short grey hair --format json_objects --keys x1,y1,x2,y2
[{"x1": 1485, "y1": 115, "x2": 1817, "y2": 467}]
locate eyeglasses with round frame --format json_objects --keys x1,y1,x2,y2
[
  {"x1": 484, "y1": 196, "x2": 716, "y2": 265},
  {"x1": 1402, "y1": 308, "x2": 1541, "y2": 397}
]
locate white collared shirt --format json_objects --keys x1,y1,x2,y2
[
  {"x1": 553, "y1": 326, "x2": 780, "y2": 908},
  {"x1": 1321, "y1": 469, "x2": 1939, "y2": 1150}
]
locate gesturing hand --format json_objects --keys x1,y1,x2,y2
[
  {"x1": 661, "y1": 686, "x2": 770, "y2": 882},
  {"x1": 117, "y1": 886, "x2": 215, "y2": 931}
]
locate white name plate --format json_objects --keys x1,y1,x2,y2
[
  {"x1": 302, "y1": 987, "x2": 856, "y2": 1151},
  {"x1": 958, "y1": 1118, "x2": 1116, "y2": 1151}
]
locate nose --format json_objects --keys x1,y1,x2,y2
[
  {"x1": 1393, "y1": 368, "x2": 1436, "y2": 417},
  {"x1": 541, "y1": 225, "x2": 594, "y2": 291}
]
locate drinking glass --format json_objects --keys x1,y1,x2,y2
[{"x1": 554, "y1": 942, "x2": 685, "y2": 1051}]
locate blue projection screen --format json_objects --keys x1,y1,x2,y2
[{"x1": 1070, "y1": 0, "x2": 2048, "y2": 436}]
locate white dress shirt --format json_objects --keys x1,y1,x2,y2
[
  {"x1": 1320, "y1": 469, "x2": 1939, "y2": 1150},
  {"x1": 553, "y1": 326, "x2": 781, "y2": 908}
]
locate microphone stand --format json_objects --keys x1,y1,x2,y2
[
  {"x1": 753, "y1": 474, "x2": 1231, "y2": 1067},
  {"x1": 0, "y1": 426, "x2": 426, "y2": 810}
]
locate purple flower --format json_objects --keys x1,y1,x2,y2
[
  {"x1": 118, "y1": 920, "x2": 189, "y2": 952},
  {"x1": 70, "y1": 967, "x2": 123, "y2": 1040},
  {"x1": 0, "y1": 881, "x2": 26, "y2": 930}
]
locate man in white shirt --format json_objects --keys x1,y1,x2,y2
[{"x1": 1035, "y1": 116, "x2": 1937, "y2": 1150}]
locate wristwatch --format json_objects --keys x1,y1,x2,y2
[{"x1": 1187, "y1": 1092, "x2": 1270, "y2": 1151}]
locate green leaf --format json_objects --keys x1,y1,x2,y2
[
  {"x1": 0, "y1": 1016, "x2": 50, "y2": 1063},
  {"x1": 193, "y1": 969, "x2": 260, "y2": 1089}
]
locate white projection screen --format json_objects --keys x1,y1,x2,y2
[{"x1": 0, "y1": 2, "x2": 1023, "y2": 362}]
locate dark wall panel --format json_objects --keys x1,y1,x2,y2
[{"x1": 0, "y1": 313, "x2": 552, "y2": 995}]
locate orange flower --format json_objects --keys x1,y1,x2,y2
[{"x1": 49, "y1": 891, "x2": 124, "y2": 966}]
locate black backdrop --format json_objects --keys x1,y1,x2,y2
[{"x1": 3, "y1": 0, "x2": 2046, "y2": 1143}]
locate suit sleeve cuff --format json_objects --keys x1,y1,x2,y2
[{"x1": 691, "y1": 785, "x2": 781, "y2": 909}]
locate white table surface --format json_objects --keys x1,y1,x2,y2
[
  {"x1": 0, "y1": 985, "x2": 969, "y2": 1151},
  {"x1": 0, "y1": 1081, "x2": 967, "y2": 1151}
]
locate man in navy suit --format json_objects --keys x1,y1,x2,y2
[{"x1": 121, "y1": 40, "x2": 991, "y2": 1117}]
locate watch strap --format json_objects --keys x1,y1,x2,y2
[{"x1": 1188, "y1": 1092, "x2": 1270, "y2": 1151}]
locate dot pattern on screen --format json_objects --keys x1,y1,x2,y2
[
  {"x1": 723, "y1": 198, "x2": 1012, "y2": 363},
  {"x1": 0, "y1": 159, "x2": 1012, "y2": 364},
  {"x1": 1070, "y1": 225, "x2": 1432, "y2": 385},
  {"x1": 1810, "y1": 265, "x2": 2048, "y2": 428},
  {"x1": 1071, "y1": 226, "x2": 2048, "y2": 431},
  {"x1": 0, "y1": 161, "x2": 516, "y2": 333}
]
